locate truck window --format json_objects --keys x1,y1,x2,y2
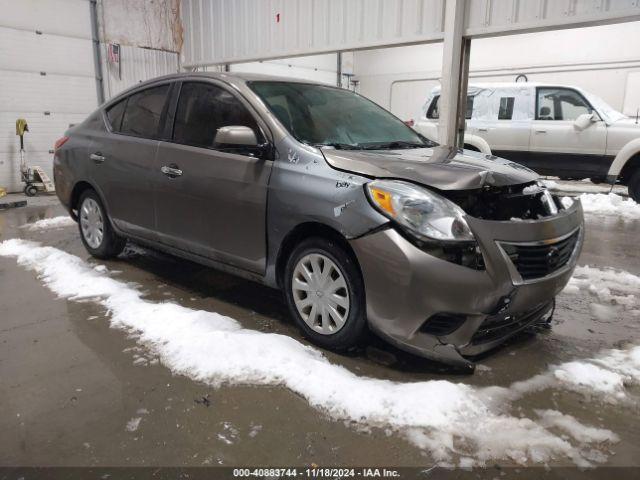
[
  {"x1": 537, "y1": 88, "x2": 592, "y2": 121},
  {"x1": 426, "y1": 95, "x2": 474, "y2": 120},
  {"x1": 498, "y1": 97, "x2": 515, "y2": 120}
]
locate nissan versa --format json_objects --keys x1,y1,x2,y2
[{"x1": 53, "y1": 73, "x2": 585, "y2": 368}]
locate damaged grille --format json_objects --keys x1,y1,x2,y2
[
  {"x1": 444, "y1": 181, "x2": 560, "y2": 221},
  {"x1": 498, "y1": 228, "x2": 580, "y2": 281},
  {"x1": 471, "y1": 301, "x2": 553, "y2": 345}
]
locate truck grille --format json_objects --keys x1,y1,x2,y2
[{"x1": 498, "y1": 228, "x2": 580, "y2": 281}]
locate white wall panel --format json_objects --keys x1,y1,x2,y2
[
  {"x1": 0, "y1": 28, "x2": 94, "y2": 77},
  {"x1": 0, "y1": 0, "x2": 96, "y2": 192},
  {"x1": 0, "y1": 0, "x2": 91, "y2": 38},
  {"x1": 182, "y1": 0, "x2": 640, "y2": 67}
]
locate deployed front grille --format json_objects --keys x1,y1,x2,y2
[
  {"x1": 498, "y1": 228, "x2": 580, "y2": 281},
  {"x1": 471, "y1": 301, "x2": 553, "y2": 345}
]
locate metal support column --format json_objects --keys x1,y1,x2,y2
[
  {"x1": 438, "y1": 0, "x2": 468, "y2": 147},
  {"x1": 89, "y1": 0, "x2": 105, "y2": 105},
  {"x1": 336, "y1": 51, "x2": 343, "y2": 87}
]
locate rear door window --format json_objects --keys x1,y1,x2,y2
[
  {"x1": 172, "y1": 82, "x2": 260, "y2": 149},
  {"x1": 120, "y1": 84, "x2": 171, "y2": 139},
  {"x1": 426, "y1": 95, "x2": 474, "y2": 119}
]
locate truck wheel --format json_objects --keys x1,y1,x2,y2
[
  {"x1": 78, "y1": 189, "x2": 126, "y2": 259},
  {"x1": 629, "y1": 170, "x2": 640, "y2": 203},
  {"x1": 284, "y1": 237, "x2": 367, "y2": 351},
  {"x1": 25, "y1": 185, "x2": 37, "y2": 197}
]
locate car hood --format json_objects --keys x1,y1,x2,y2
[
  {"x1": 611, "y1": 117, "x2": 640, "y2": 128},
  {"x1": 321, "y1": 145, "x2": 538, "y2": 190}
]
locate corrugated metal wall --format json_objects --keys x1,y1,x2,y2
[
  {"x1": 181, "y1": 0, "x2": 446, "y2": 67},
  {"x1": 101, "y1": 44, "x2": 179, "y2": 99},
  {"x1": 181, "y1": 0, "x2": 640, "y2": 67}
]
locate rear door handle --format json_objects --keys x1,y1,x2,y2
[
  {"x1": 90, "y1": 152, "x2": 105, "y2": 163},
  {"x1": 477, "y1": 127, "x2": 488, "y2": 132},
  {"x1": 161, "y1": 165, "x2": 183, "y2": 178},
  {"x1": 535, "y1": 129, "x2": 547, "y2": 134}
]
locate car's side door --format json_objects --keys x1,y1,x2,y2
[
  {"x1": 528, "y1": 87, "x2": 608, "y2": 177},
  {"x1": 154, "y1": 80, "x2": 273, "y2": 274},
  {"x1": 94, "y1": 83, "x2": 172, "y2": 239}
]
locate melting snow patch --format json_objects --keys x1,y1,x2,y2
[
  {"x1": 563, "y1": 193, "x2": 640, "y2": 220},
  {"x1": 0, "y1": 239, "x2": 635, "y2": 467},
  {"x1": 535, "y1": 410, "x2": 619, "y2": 444},
  {"x1": 565, "y1": 266, "x2": 640, "y2": 316},
  {"x1": 21, "y1": 216, "x2": 76, "y2": 230}
]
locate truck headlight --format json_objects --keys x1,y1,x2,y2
[{"x1": 365, "y1": 180, "x2": 474, "y2": 242}]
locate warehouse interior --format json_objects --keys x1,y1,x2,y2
[{"x1": 2, "y1": 0, "x2": 640, "y2": 192}]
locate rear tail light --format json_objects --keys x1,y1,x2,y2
[
  {"x1": 54, "y1": 136, "x2": 69, "y2": 151},
  {"x1": 404, "y1": 119, "x2": 415, "y2": 127}
]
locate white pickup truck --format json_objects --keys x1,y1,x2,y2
[{"x1": 414, "y1": 83, "x2": 640, "y2": 202}]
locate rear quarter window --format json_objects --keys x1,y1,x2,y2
[
  {"x1": 426, "y1": 95, "x2": 474, "y2": 119},
  {"x1": 106, "y1": 99, "x2": 126, "y2": 131}
]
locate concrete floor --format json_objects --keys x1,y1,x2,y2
[{"x1": 0, "y1": 192, "x2": 639, "y2": 472}]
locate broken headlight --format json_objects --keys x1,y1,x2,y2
[{"x1": 365, "y1": 180, "x2": 475, "y2": 242}]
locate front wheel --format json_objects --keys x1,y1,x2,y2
[
  {"x1": 284, "y1": 237, "x2": 367, "y2": 351},
  {"x1": 628, "y1": 170, "x2": 640, "y2": 203},
  {"x1": 78, "y1": 189, "x2": 126, "y2": 259}
]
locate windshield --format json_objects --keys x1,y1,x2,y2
[
  {"x1": 582, "y1": 90, "x2": 627, "y2": 123},
  {"x1": 249, "y1": 81, "x2": 435, "y2": 149}
]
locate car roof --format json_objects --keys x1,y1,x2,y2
[
  {"x1": 104, "y1": 71, "x2": 331, "y2": 106},
  {"x1": 133, "y1": 71, "x2": 326, "y2": 89}
]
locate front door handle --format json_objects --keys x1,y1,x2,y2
[
  {"x1": 161, "y1": 165, "x2": 183, "y2": 178},
  {"x1": 477, "y1": 127, "x2": 488, "y2": 132},
  {"x1": 90, "y1": 152, "x2": 105, "y2": 163},
  {"x1": 535, "y1": 129, "x2": 547, "y2": 134}
]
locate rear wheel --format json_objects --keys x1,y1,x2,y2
[
  {"x1": 284, "y1": 237, "x2": 366, "y2": 351},
  {"x1": 78, "y1": 189, "x2": 126, "y2": 259},
  {"x1": 628, "y1": 170, "x2": 640, "y2": 203}
]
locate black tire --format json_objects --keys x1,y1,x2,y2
[
  {"x1": 77, "y1": 189, "x2": 126, "y2": 259},
  {"x1": 25, "y1": 185, "x2": 37, "y2": 197},
  {"x1": 284, "y1": 236, "x2": 367, "y2": 351},
  {"x1": 629, "y1": 170, "x2": 640, "y2": 203}
]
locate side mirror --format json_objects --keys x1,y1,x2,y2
[
  {"x1": 573, "y1": 113, "x2": 596, "y2": 131},
  {"x1": 214, "y1": 126, "x2": 258, "y2": 146}
]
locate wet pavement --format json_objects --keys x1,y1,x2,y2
[{"x1": 0, "y1": 192, "x2": 639, "y2": 472}]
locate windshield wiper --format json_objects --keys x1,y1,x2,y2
[
  {"x1": 314, "y1": 142, "x2": 364, "y2": 150},
  {"x1": 360, "y1": 140, "x2": 430, "y2": 150}
]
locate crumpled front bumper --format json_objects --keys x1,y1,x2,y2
[{"x1": 349, "y1": 200, "x2": 584, "y2": 367}]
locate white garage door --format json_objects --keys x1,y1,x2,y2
[{"x1": 0, "y1": 0, "x2": 97, "y2": 192}]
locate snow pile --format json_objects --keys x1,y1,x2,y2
[
  {"x1": 0, "y1": 239, "x2": 634, "y2": 467},
  {"x1": 563, "y1": 193, "x2": 640, "y2": 220},
  {"x1": 565, "y1": 265, "x2": 640, "y2": 315},
  {"x1": 22, "y1": 216, "x2": 76, "y2": 230}
]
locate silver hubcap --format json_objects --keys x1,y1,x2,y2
[
  {"x1": 80, "y1": 198, "x2": 104, "y2": 249},
  {"x1": 292, "y1": 253, "x2": 350, "y2": 335}
]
